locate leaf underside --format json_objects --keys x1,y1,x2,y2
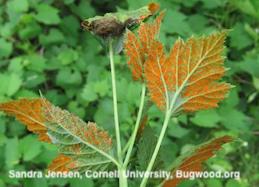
[
  {"x1": 145, "y1": 31, "x2": 231, "y2": 112},
  {"x1": 124, "y1": 11, "x2": 165, "y2": 81},
  {"x1": 0, "y1": 98, "x2": 113, "y2": 172},
  {"x1": 162, "y1": 135, "x2": 234, "y2": 187}
]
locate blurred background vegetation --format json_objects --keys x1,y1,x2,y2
[{"x1": 0, "y1": 0, "x2": 259, "y2": 187}]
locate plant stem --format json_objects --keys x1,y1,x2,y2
[
  {"x1": 139, "y1": 110, "x2": 171, "y2": 187},
  {"x1": 109, "y1": 40, "x2": 128, "y2": 187},
  {"x1": 118, "y1": 167, "x2": 128, "y2": 187},
  {"x1": 122, "y1": 137, "x2": 131, "y2": 155},
  {"x1": 109, "y1": 40, "x2": 122, "y2": 163},
  {"x1": 123, "y1": 84, "x2": 146, "y2": 167}
]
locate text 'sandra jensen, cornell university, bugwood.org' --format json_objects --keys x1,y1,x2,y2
[{"x1": 8, "y1": 170, "x2": 240, "y2": 180}]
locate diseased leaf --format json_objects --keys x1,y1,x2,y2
[
  {"x1": 124, "y1": 11, "x2": 165, "y2": 80},
  {"x1": 0, "y1": 98, "x2": 113, "y2": 172},
  {"x1": 48, "y1": 154, "x2": 72, "y2": 172},
  {"x1": 82, "y1": 3, "x2": 160, "y2": 38},
  {"x1": 0, "y1": 99, "x2": 50, "y2": 142},
  {"x1": 145, "y1": 31, "x2": 231, "y2": 112},
  {"x1": 162, "y1": 136, "x2": 234, "y2": 187}
]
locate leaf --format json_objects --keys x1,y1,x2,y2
[
  {"x1": 35, "y1": 4, "x2": 61, "y2": 25},
  {"x1": 145, "y1": 31, "x2": 231, "y2": 112},
  {"x1": 136, "y1": 126, "x2": 158, "y2": 170},
  {"x1": 0, "y1": 99, "x2": 50, "y2": 142},
  {"x1": 229, "y1": 23, "x2": 253, "y2": 50},
  {"x1": 6, "y1": 73, "x2": 22, "y2": 96},
  {"x1": 0, "y1": 38, "x2": 13, "y2": 58},
  {"x1": 0, "y1": 98, "x2": 114, "y2": 172},
  {"x1": 162, "y1": 136, "x2": 234, "y2": 187},
  {"x1": 7, "y1": 0, "x2": 28, "y2": 13},
  {"x1": 56, "y1": 68, "x2": 82, "y2": 88},
  {"x1": 5, "y1": 137, "x2": 20, "y2": 169},
  {"x1": 19, "y1": 135, "x2": 42, "y2": 161},
  {"x1": 124, "y1": 11, "x2": 165, "y2": 80},
  {"x1": 82, "y1": 3, "x2": 160, "y2": 38},
  {"x1": 39, "y1": 28, "x2": 65, "y2": 46},
  {"x1": 231, "y1": 0, "x2": 259, "y2": 19},
  {"x1": 191, "y1": 110, "x2": 221, "y2": 128}
]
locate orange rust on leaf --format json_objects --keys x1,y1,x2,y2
[
  {"x1": 48, "y1": 154, "x2": 73, "y2": 172},
  {"x1": 144, "y1": 31, "x2": 231, "y2": 112},
  {"x1": 148, "y1": 3, "x2": 160, "y2": 14},
  {"x1": 124, "y1": 11, "x2": 165, "y2": 81},
  {"x1": 83, "y1": 122, "x2": 112, "y2": 151},
  {"x1": 163, "y1": 136, "x2": 234, "y2": 187},
  {"x1": 0, "y1": 98, "x2": 51, "y2": 142}
]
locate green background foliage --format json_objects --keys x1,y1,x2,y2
[{"x1": 0, "y1": 0, "x2": 258, "y2": 186}]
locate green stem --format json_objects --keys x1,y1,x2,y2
[
  {"x1": 109, "y1": 40, "x2": 122, "y2": 163},
  {"x1": 109, "y1": 40, "x2": 128, "y2": 187},
  {"x1": 122, "y1": 138, "x2": 131, "y2": 155},
  {"x1": 139, "y1": 110, "x2": 171, "y2": 187},
  {"x1": 118, "y1": 167, "x2": 128, "y2": 187},
  {"x1": 123, "y1": 84, "x2": 146, "y2": 167}
]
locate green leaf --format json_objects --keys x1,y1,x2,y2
[
  {"x1": 39, "y1": 29, "x2": 64, "y2": 46},
  {"x1": 162, "y1": 9, "x2": 191, "y2": 36},
  {"x1": 70, "y1": 1, "x2": 95, "y2": 19},
  {"x1": 19, "y1": 135, "x2": 42, "y2": 161},
  {"x1": 69, "y1": 178, "x2": 94, "y2": 187},
  {"x1": 94, "y1": 99, "x2": 114, "y2": 131},
  {"x1": 94, "y1": 80, "x2": 110, "y2": 97},
  {"x1": 229, "y1": 23, "x2": 253, "y2": 50},
  {"x1": 25, "y1": 54, "x2": 46, "y2": 72},
  {"x1": 205, "y1": 179, "x2": 223, "y2": 187},
  {"x1": 0, "y1": 22, "x2": 15, "y2": 38},
  {"x1": 168, "y1": 123, "x2": 190, "y2": 138},
  {"x1": 8, "y1": 57, "x2": 23, "y2": 73},
  {"x1": 0, "y1": 179, "x2": 4, "y2": 187},
  {"x1": 0, "y1": 38, "x2": 13, "y2": 58},
  {"x1": 126, "y1": 0, "x2": 151, "y2": 9},
  {"x1": 56, "y1": 68, "x2": 82, "y2": 87},
  {"x1": 253, "y1": 76, "x2": 259, "y2": 91},
  {"x1": 6, "y1": 74, "x2": 23, "y2": 96},
  {"x1": 35, "y1": 4, "x2": 61, "y2": 25},
  {"x1": 7, "y1": 0, "x2": 28, "y2": 13},
  {"x1": 24, "y1": 72, "x2": 46, "y2": 88},
  {"x1": 81, "y1": 83, "x2": 98, "y2": 103},
  {"x1": 231, "y1": 0, "x2": 259, "y2": 19},
  {"x1": 226, "y1": 179, "x2": 242, "y2": 187},
  {"x1": 191, "y1": 110, "x2": 221, "y2": 128},
  {"x1": 19, "y1": 20, "x2": 42, "y2": 40},
  {"x1": 238, "y1": 54, "x2": 259, "y2": 78},
  {"x1": 201, "y1": 0, "x2": 226, "y2": 9},
  {"x1": 137, "y1": 126, "x2": 160, "y2": 170},
  {"x1": 60, "y1": 15, "x2": 80, "y2": 36},
  {"x1": 23, "y1": 178, "x2": 48, "y2": 187},
  {"x1": 219, "y1": 108, "x2": 250, "y2": 131},
  {"x1": 67, "y1": 101, "x2": 86, "y2": 119},
  {"x1": 187, "y1": 14, "x2": 208, "y2": 33},
  {"x1": 5, "y1": 137, "x2": 20, "y2": 168},
  {"x1": 0, "y1": 134, "x2": 6, "y2": 146},
  {"x1": 58, "y1": 48, "x2": 79, "y2": 65}
]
